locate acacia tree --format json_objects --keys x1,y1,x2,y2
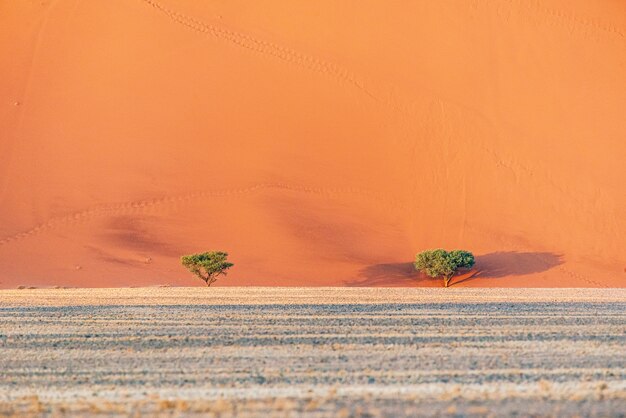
[
  {"x1": 181, "y1": 251, "x2": 234, "y2": 287},
  {"x1": 414, "y1": 249, "x2": 475, "y2": 287}
]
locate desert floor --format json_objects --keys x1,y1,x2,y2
[{"x1": 1, "y1": 287, "x2": 625, "y2": 417}]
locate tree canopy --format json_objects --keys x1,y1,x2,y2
[
  {"x1": 181, "y1": 251, "x2": 234, "y2": 287},
  {"x1": 414, "y1": 249, "x2": 475, "y2": 287}
]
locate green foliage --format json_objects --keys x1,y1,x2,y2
[
  {"x1": 181, "y1": 251, "x2": 234, "y2": 287},
  {"x1": 448, "y1": 250, "x2": 475, "y2": 270},
  {"x1": 414, "y1": 249, "x2": 475, "y2": 287}
]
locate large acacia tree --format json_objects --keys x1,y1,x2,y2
[
  {"x1": 414, "y1": 249, "x2": 475, "y2": 287},
  {"x1": 181, "y1": 251, "x2": 234, "y2": 287}
]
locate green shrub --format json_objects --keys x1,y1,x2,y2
[
  {"x1": 414, "y1": 249, "x2": 475, "y2": 287},
  {"x1": 181, "y1": 251, "x2": 234, "y2": 287}
]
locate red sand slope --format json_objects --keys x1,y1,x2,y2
[{"x1": 1, "y1": 0, "x2": 625, "y2": 288}]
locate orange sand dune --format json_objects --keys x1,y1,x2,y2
[{"x1": 1, "y1": 0, "x2": 625, "y2": 288}]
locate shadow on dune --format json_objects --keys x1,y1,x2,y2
[
  {"x1": 475, "y1": 251, "x2": 563, "y2": 277},
  {"x1": 454, "y1": 251, "x2": 564, "y2": 285},
  {"x1": 347, "y1": 262, "x2": 422, "y2": 287},
  {"x1": 350, "y1": 251, "x2": 564, "y2": 287}
]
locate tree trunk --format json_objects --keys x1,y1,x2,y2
[
  {"x1": 444, "y1": 276, "x2": 451, "y2": 288},
  {"x1": 203, "y1": 274, "x2": 216, "y2": 287}
]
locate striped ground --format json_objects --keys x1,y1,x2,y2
[{"x1": 1, "y1": 288, "x2": 625, "y2": 417}]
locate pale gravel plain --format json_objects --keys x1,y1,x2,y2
[{"x1": 0, "y1": 287, "x2": 625, "y2": 417}]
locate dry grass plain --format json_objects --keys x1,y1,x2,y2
[{"x1": 1, "y1": 287, "x2": 625, "y2": 417}]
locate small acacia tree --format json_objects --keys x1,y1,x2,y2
[
  {"x1": 181, "y1": 251, "x2": 234, "y2": 287},
  {"x1": 414, "y1": 249, "x2": 475, "y2": 287}
]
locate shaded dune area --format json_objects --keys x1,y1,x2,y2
[{"x1": 0, "y1": 0, "x2": 625, "y2": 287}]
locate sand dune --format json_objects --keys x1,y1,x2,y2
[{"x1": 1, "y1": 0, "x2": 625, "y2": 287}]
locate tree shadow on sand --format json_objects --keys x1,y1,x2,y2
[
  {"x1": 346, "y1": 262, "x2": 423, "y2": 287},
  {"x1": 348, "y1": 251, "x2": 564, "y2": 287},
  {"x1": 454, "y1": 251, "x2": 564, "y2": 285}
]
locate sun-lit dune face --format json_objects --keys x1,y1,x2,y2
[{"x1": 0, "y1": 0, "x2": 624, "y2": 287}]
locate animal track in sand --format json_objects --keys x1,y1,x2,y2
[
  {"x1": 0, "y1": 182, "x2": 401, "y2": 248},
  {"x1": 140, "y1": 0, "x2": 380, "y2": 101},
  {"x1": 475, "y1": 0, "x2": 624, "y2": 42}
]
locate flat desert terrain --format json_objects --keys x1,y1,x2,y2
[
  {"x1": 1, "y1": 288, "x2": 625, "y2": 417},
  {"x1": 1, "y1": 1, "x2": 625, "y2": 288}
]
